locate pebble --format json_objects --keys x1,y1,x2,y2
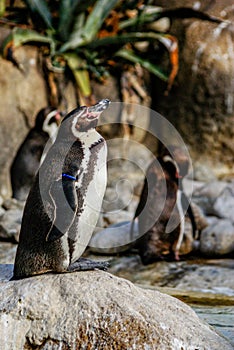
[{"x1": 200, "y1": 219, "x2": 234, "y2": 256}]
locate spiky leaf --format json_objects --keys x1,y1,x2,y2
[
  {"x1": 64, "y1": 53, "x2": 92, "y2": 97},
  {"x1": 120, "y1": 6, "x2": 223, "y2": 29},
  {"x1": 22, "y1": 0, "x2": 53, "y2": 29},
  {"x1": 60, "y1": 0, "x2": 119, "y2": 51},
  {"x1": 1, "y1": 27, "x2": 54, "y2": 55},
  {"x1": 87, "y1": 32, "x2": 167, "y2": 49},
  {"x1": 115, "y1": 49, "x2": 168, "y2": 81},
  {"x1": 58, "y1": 0, "x2": 96, "y2": 42}
]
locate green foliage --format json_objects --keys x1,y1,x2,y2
[
  {"x1": 64, "y1": 53, "x2": 92, "y2": 97},
  {"x1": 116, "y1": 48, "x2": 168, "y2": 82},
  {"x1": 0, "y1": 1, "x2": 223, "y2": 100},
  {"x1": 3, "y1": 27, "x2": 54, "y2": 50},
  {"x1": 22, "y1": 0, "x2": 53, "y2": 29},
  {"x1": 0, "y1": 0, "x2": 5, "y2": 17}
]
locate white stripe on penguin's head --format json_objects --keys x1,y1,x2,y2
[{"x1": 42, "y1": 110, "x2": 60, "y2": 141}]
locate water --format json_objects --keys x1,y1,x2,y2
[{"x1": 193, "y1": 305, "x2": 234, "y2": 346}]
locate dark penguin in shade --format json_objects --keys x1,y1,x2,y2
[
  {"x1": 13, "y1": 99, "x2": 110, "y2": 279},
  {"x1": 10, "y1": 107, "x2": 62, "y2": 201},
  {"x1": 132, "y1": 145, "x2": 196, "y2": 265}
]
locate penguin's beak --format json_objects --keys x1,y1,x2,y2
[
  {"x1": 86, "y1": 99, "x2": 110, "y2": 119},
  {"x1": 55, "y1": 111, "x2": 62, "y2": 125}
]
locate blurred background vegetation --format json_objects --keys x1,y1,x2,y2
[
  {"x1": 0, "y1": 0, "x2": 222, "y2": 106},
  {"x1": 0, "y1": 0, "x2": 233, "y2": 197}
]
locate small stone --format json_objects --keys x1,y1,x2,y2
[
  {"x1": 212, "y1": 185, "x2": 234, "y2": 223},
  {"x1": 193, "y1": 162, "x2": 217, "y2": 181},
  {"x1": 175, "y1": 264, "x2": 234, "y2": 293},
  {"x1": 2, "y1": 198, "x2": 25, "y2": 211},
  {"x1": 103, "y1": 210, "x2": 133, "y2": 226},
  {"x1": 193, "y1": 180, "x2": 229, "y2": 214},
  {"x1": 0, "y1": 243, "x2": 17, "y2": 264},
  {"x1": 182, "y1": 178, "x2": 205, "y2": 198},
  {"x1": 0, "y1": 206, "x2": 5, "y2": 220},
  {"x1": 0, "y1": 209, "x2": 22, "y2": 242},
  {"x1": 190, "y1": 202, "x2": 208, "y2": 232},
  {"x1": 206, "y1": 216, "x2": 219, "y2": 226},
  {"x1": 102, "y1": 187, "x2": 125, "y2": 212},
  {"x1": 200, "y1": 219, "x2": 234, "y2": 256}
]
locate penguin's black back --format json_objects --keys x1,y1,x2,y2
[
  {"x1": 135, "y1": 157, "x2": 179, "y2": 264},
  {"x1": 10, "y1": 128, "x2": 49, "y2": 201},
  {"x1": 10, "y1": 107, "x2": 57, "y2": 201}
]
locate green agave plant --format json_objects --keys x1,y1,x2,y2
[{"x1": 0, "y1": 0, "x2": 223, "y2": 104}]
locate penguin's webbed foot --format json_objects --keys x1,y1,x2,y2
[{"x1": 68, "y1": 258, "x2": 109, "y2": 272}]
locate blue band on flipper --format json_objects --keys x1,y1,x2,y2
[{"x1": 62, "y1": 173, "x2": 76, "y2": 181}]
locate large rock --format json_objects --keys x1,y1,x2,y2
[
  {"x1": 151, "y1": 0, "x2": 234, "y2": 179},
  {"x1": 0, "y1": 39, "x2": 77, "y2": 198},
  {"x1": 0, "y1": 264, "x2": 232, "y2": 350},
  {"x1": 0, "y1": 208, "x2": 22, "y2": 242},
  {"x1": 0, "y1": 198, "x2": 25, "y2": 242},
  {"x1": 0, "y1": 45, "x2": 48, "y2": 198}
]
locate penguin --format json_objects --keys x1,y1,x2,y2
[
  {"x1": 12, "y1": 99, "x2": 110, "y2": 279},
  {"x1": 132, "y1": 145, "x2": 197, "y2": 265},
  {"x1": 10, "y1": 107, "x2": 62, "y2": 201}
]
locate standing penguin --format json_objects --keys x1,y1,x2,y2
[
  {"x1": 10, "y1": 107, "x2": 62, "y2": 201},
  {"x1": 13, "y1": 99, "x2": 110, "y2": 279},
  {"x1": 132, "y1": 145, "x2": 196, "y2": 264}
]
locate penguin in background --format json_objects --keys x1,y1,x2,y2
[
  {"x1": 10, "y1": 107, "x2": 62, "y2": 201},
  {"x1": 12, "y1": 99, "x2": 110, "y2": 279},
  {"x1": 132, "y1": 145, "x2": 197, "y2": 265}
]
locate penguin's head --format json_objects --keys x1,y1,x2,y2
[
  {"x1": 160, "y1": 145, "x2": 190, "y2": 179},
  {"x1": 61, "y1": 99, "x2": 110, "y2": 138},
  {"x1": 35, "y1": 107, "x2": 62, "y2": 138},
  {"x1": 42, "y1": 109, "x2": 62, "y2": 141},
  {"x1": 162, "y1": 155, "x2": 180, "y2": 181}
]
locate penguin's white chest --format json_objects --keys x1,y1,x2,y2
[{"x1": 70, "y1": 143, "x2": 107, "y2": 263}]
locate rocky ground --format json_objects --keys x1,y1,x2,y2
[
  {"x1": 0, "y1": 140, "x2": 233, "y2": 346},
  {"x1": 0, "y1": 264, "x2": 233, "y2": 350},
  {"x1": 0, "y1": 140, "x2": 233, "y2": 283},
  {"x1": 1, "y1": 140, "x2": 233, "y2": 257}
]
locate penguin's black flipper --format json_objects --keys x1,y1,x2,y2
[
  {"x1": 46, "y1": 179, "x2": 78, "y2": 242},
  {"x1": 130, "y1": 177, "x2": 148, "y2": 241}
]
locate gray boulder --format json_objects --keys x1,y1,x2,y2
[
  {"x1": 200, "y1": 219, "x2": 234, "y2": 256},
  {"x1": 193, "y1": 180, "x2": 228, "y2": 214},
  {"x1": 0, "y1": 206, "x2": 5, "y2": 220},
  {"x1": 0, "y1": 264, "x2": 232, "y2": 350},
  {"x1": 2, "y1": 198, "x2": 25, "y2": 211},
  {"x1": 0, "y1": 208, "x2": 22, "y2": 242},
  {"x1": 212, "y1": 184, "x2": 234, "y2": 223},
  {"x1": 0, "y1": 243, "x2": 17, "y2": 264},
  {"x1": 90, "y1": 220, "x2": 138, "y2": 254},
  {"x1": 102, "y1": 210, "x2": 133, "y2": 227}
]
